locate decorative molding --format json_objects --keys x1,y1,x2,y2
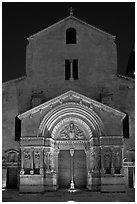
[
  {"x1": 39, "y1": 102, "x2": 105, "y2": 137},
  {"x1": 28, "y1": 15, "x2": 115, "y2": 41},
  {"x1": 4, "y1": 149, "x2": 19, "y2": 163},
  {"x1": 17, "y1": 90, "x2": 126, "y2": 121},
  {"x1": 55, "y1": 140, "x2": 86, "y2": 150}
]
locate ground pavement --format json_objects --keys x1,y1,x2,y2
[{"x1": 2, "y1": 188, "x2": 135, "y2": 202}]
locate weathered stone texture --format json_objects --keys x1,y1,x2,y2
[{"x1": 2, "y1": 80, "x2": 19, "y2": 154}]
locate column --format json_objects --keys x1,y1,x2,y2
[
  {"x1": 54, "y1": 149, "x2": 60, "y2": 174},
  {"x1": 101, "y1": 147, "x2": 105, "y2": 174},
  {"x1": 70, "y1": 149, "x2": 75, "y2": 190},
  {"x1": 85, "y1": 150, "x2": 92, "y2": 188},
  {"x1": 70, "y1": 60, "x2": 73, "y2": 80},
  {"x1": 20, "y1": 148, "x2": 25, "y2": 174},
  {"x1": 30, "y1": 149, "x2": 34, "y2": 174},
  {"x1": 40, "y1": 149, "x2": 44, "y2": 175},
  {"x1": 111, "y1": 147, "x2": 115, "y2": 174}
]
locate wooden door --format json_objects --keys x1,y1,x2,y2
[
  {"x1": 58, "y1": 150, "x2": 71, "y2": 188},
  {"x1": 6, "y1": 167, "x2": 18, "y2": 189},
  {"x1": 74, "y1": 150, "x2": 87, "y2": 188},
  {"x1": 129, "y1": 167, "x2": 134, "y2": 188}
]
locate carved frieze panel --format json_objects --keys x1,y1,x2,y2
[{"x1": 56, "y1": 140, "x2": 86, "y2": 150}]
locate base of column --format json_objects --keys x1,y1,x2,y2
[
  {"x1": 87, "y1": 171, "x2": 101, "y2": 191},
  {"x1": 87, "y1": 185, "x2": 100, "y2": 191},
  {"x1": 19, "y1": 174, "x2": 44, "y2": 193},
  {"x1": 44, "y1": 185, "x2": 58, "y2": 191},
  {"x1": 101, "y1": 175, "x2": 126, "y2": 192},
  {"x1": 101, "y1": 184, "x2": 126, "y2": 192},
  {"x1": 44, "y1": 171, "x2": 58, "y2": 191}
]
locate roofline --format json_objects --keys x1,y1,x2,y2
[
  {"x1": 2, "y1": 76, "x2": 26, "y2": 85},
  {"x1": 27, "y1": 15, "x2": 116, "y2": 41},
  {"x1": 18, "y1": 90, "x2": 125, "y2": 120},
  {"x1": 117, "y1": 74, "x2": 135, "y2": 82}
]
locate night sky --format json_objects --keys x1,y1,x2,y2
[{"x1": 2, "y1": 2, "x2": 135, "y2": 82}]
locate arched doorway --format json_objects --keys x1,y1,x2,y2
[{"x1": 18, "y1": 91, "x2": 126, "y2": 192}]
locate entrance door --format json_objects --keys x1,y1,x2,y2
[
  {"x1": 74, "y1": 150, "x2": 87, "y2": 188},
  {"x1": 128, "y1": 167, "x2": 134, "y2": 188},
  {"x1": 6, "y1": 167, "x2": 18, "y2": 189},
  {"x1": 58, "y1": 150, "x2": 71, "y2": 188},
  {"x1": 58, "y1": 150, "x2": 87, "y2": 188}
]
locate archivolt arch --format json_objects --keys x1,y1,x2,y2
[{"x1": 38, "y1": 102, "x2": 105, "y2": 137}]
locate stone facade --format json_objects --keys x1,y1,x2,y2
[{"x1": 2, "y1": 14, "x2": 135, "y2": 192}]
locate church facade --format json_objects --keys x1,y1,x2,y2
[{"x1": 2, "y1": 12, "x2": 135, "y2": 192}]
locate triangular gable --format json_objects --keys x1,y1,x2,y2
[
  {"x1": 18, "y1": 90, "x2": 125, "y2": 120},
  {"x1": 27, "y1": 15, "x2": 115, "y2": 41}
]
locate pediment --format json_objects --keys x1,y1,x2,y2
[
  {"x1": 28, "y1": 15, "x2": 115, "y2": 40},
  {"x1": 18, "y1": 90, "x2": 126, "y2": 120}
]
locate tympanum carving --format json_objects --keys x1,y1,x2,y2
[{"x1": 59, "y1": 122, "x2": 85, "y2": 140}]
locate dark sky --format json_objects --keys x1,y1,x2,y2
[{"x1": 2, "y1": 2, "x2": 135, "y2": 82}]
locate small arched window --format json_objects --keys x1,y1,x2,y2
[{"x1": 66, "y1": 28, "x2": 76, "y2": 44}]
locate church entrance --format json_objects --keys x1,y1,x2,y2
[
  {"x1": 74, "y1": 150, "x2": 86, "y2": 188},
  {"x1": 18, "y1": 91, "x2": 126, "y2": 192},
  {"x1": 58, "y1": 150, "x2": 71, "y2": 188},
  {"x1": 58, "y1": 150, "x2": 86, "y2": 188}
]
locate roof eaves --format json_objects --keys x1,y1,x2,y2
[
  {"x1": 117, "y1": 74, "x2": 135, "y2": 82},
  {"x1": 27, "y1": 16, "x2": 70, "y2": 41},
  {"x1": 71, "y1": 16, "x2": 116, "y2": 39},
  {"x1": 27, "y1": 15, "x2": 115, "y2": 41},
  {"x1": 2, "y1": 76, "x2": 26, "y2": 85},
  {"x1": 18, "y1": 90, "x2": 126, "y2": 120}
]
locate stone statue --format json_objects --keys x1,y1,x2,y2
[
  {"x1": 34, "y1": 151, "x2": 40, "y2": 169},
  {"x1": 104, "y1": 150, "x2": 111, "y2": 173},
  {"x1": 24, "y1": 151, "x2": 31, "y2": 169},
  {"x1": 113, "y1": 150, "x2": 122, "y2": 173}
]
